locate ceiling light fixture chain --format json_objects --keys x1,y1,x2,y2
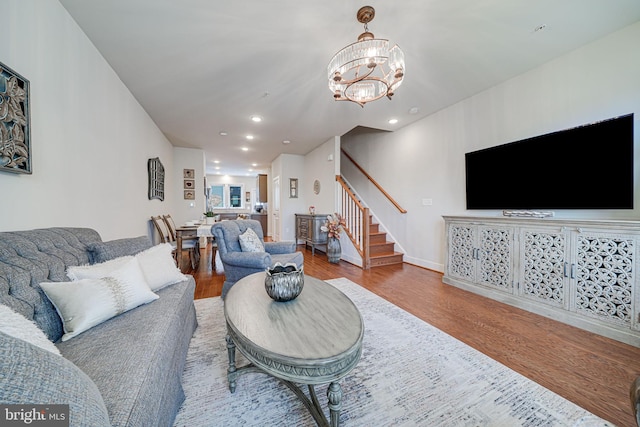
[{"x1": 327, "y1": 5, "x2": 405, "y2": 107}]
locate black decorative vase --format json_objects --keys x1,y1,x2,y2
[{"x1": 327, "y1": 237, "x2": 341, "y2": 264}]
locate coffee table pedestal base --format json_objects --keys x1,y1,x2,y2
[{"x1": 226, "y1": 334, "x2": 344, "y2": 427}]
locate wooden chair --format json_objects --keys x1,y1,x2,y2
[
  {"x1": 150, "y1": 216, "x2": 199, "y2": 269},
  {"x1": 164, "y1": 214, "x2": 216, "y2": 270},
  {"x1": 162, "y1": 214, "x2": 201, "y2": 269}
]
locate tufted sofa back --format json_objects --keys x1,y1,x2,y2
[{"x1": 0, "y1": 228, "x2": 102, "y2": 341}]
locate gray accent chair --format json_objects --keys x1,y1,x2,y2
[{"x1": 212, "y1": 219, "x2": 303, "y2": 299}]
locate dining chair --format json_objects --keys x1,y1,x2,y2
[
  {"x1": 150, "y1": 215, "x2": 199, "y2": 269},
  {"x1": 163, "y1": 214, "x2": 201, "y2": 268},
  {"x1": 164, "y1": 214, "x2": 216, "y2": 271}
]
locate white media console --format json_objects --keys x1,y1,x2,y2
[{"x1": 443, "y1": 215, "x2": 640, "y2": 347}]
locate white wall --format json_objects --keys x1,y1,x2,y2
[
  {"x1": 268, "y1": 138, "x2": 340, "y2": 245},
  {"x1": 303, "y1": 137, "x2": 341, "y2": 215},
  {"x1": 173, "y1": 147, "x2": 206, "y2": 228},
  {"x1": 0, "y1": 0, "x2": 176, "y2": 240},
  {"x1": 271, "y1": 154, "x2": 306, "y2": 241},
  {"x1": 342, "y1": 21, "x2": 640, "y2": 273}
]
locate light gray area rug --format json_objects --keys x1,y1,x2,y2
[{"x1": 173, "y1": 278, "x2": 613, "y2": 427}]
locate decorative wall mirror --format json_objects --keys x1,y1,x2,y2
[{"x1": 148, "y1": 157, "x2": 165, "y2": 201}]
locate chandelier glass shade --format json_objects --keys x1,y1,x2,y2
[{"x1": 328, "y1": 6, "x2": 405, "y2": 107}]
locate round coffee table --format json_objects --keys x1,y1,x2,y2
[{"x1": 224, "y1": 272, "x2": 364, "y2": 427}]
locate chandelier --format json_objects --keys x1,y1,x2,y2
[{"x1": 327, "y1": 6, "x2": 405, "y2": 107}]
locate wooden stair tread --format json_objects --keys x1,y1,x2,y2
[
  {"x1": 369, "y1": 251, "x2": 404, "y2": 267},
  {"x1": 370, "y1": 251, "x2": 404, "y2": 259}
]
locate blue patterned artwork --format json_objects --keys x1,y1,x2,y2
[
  {"x1": 0, "y1": 62, "x2": 30, "y2": 174},
  {"x1": 209, "y1": 185, "x2": 224, "y2": 208}
]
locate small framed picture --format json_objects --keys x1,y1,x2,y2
[
  {"x1": 289, "y1": 178, "x2": 298, "y2": 198},
  {"x1": 183, "y1": 169, "x2": 195, "y2": 179},
  {"x1": 245, "y1": 191, "x2": 251, "y2": 203},
  {"x1": 184, "y1": 179, "x2": 195, "y2": 189},
  {"x1": 184, "y1": 190, "x2": 195, "y2": 200}
]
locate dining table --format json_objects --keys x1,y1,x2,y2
[{"x1": 175, "y1": 223, "x2": 216, "y2": 270}]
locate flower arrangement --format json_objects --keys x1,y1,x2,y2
[
  {"x1": 321, "y1": 213, "x2": 346, "y2": 239},
  {"x1": 309, "y1": 205, "x2": 315, "y2": 214}
]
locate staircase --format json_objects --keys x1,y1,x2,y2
[
  {"x1": 368, "y1": 217, "x2": 404, "y2": 267},
  {"x1": 336, "y1": 175, "x2": 404, "y2": 269}
]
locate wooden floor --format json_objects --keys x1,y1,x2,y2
[{"x1": 184, "y1": 243, "x2": 640, "y2": 427}]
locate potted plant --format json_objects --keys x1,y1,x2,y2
[
  {"x1": 204, "y1": 211, "x2": 215, "y2": 224},
  {"x1": 321, "y1": 213, "x2": 345, "y2": 263}
]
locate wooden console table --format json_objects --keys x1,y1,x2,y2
[{"x1": 295, "y1": 214, "x2": 329, "y2": 255}]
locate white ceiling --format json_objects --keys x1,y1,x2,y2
[{"x1": 59, "y1": 0, "x2": 640, "y2": 176}]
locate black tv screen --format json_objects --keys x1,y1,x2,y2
[{"x1": 465, "y1": 113, "x2": 634, "y2": 210}]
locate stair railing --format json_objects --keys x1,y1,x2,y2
[
  {"x1": 336, "y1": 175, "x2": 371, "y2": 269},
  {"x1": 341, "y1": 148, "x2": 407, "y2": 214}
]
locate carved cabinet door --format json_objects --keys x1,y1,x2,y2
[
  {"x1": 446, "y1": 223, "x2": 477, "y2": 283},
  {"x1": 476, "y1": 225, "x2": 515, "y2": 292},
  {"x1": 518, "y1": 226, "x2": 571, "y2": 309},
  {"x1": 573, "y1": 230, "x2": 636, "y2": 330},
  {"x1": 446, "y1": 222, "x2": 514, "y2": 292}
]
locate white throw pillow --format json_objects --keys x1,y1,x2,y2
[
  {"x1": 66, "y1": 256, "x2": 134, "y2": 281},
  {"x1": 67, "y1": 244, "x2": 187, "y2": 292},
  {"x1": 239, "y1": 228, "x2": 265, "y2": 252},
  {"x1": 0, "y1": 304, "x2": 61, "y2": 355},
  {"x1": 41, "y1": 258, "x2": 158, "y2": 341},
  {"x1": 135, "y1": 243, "x2": 189, "y2": 291}
]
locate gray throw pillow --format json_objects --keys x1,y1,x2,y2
[
  {"x1": 87, "y1": 236, "x2": 152, "y2": 263},
  {"x1": 0, "y1": 332, "x2": 111, "y2": 426}
]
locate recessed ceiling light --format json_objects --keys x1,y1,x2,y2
[
  {"x1": 408, "y1": 107, "x2": 419, "y2": 115},
  {"x1": 534, "y1": 24, "x2": 547, "y2": 33},
  {"x1": 388, "y1": 118, "x2": 398, "y2": 124},
  {"x1": 282, "y1": 140, "x2": 291, "y2": 144},
  {"x1": 215, "y1": 166, "x2": 220, "y2": 170},
  {"x1": 252, "y1": 163, "x2": 257, "y2": 167},
  {"x1": 241, "y1": 147, "x2": 249, "y2": 151},
  {"x1": 219, "y1": 131, "x2": 228, "y2": 136},
  {"x1": 213, "y1": 160, "x2": 220, "y2": 164},
  {"x1": 250, "y1": 115, "x2": 263, "y2": 123},
  {"x1": 246, "y1": 135, "x2": 254, "y2": 140}
]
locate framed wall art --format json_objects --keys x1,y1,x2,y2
[
  {"x1": 289, "y1": 178, "x2": 298, "y2": 198},
  {"x1": 184, "y1": 190, "x2": 195, "y2": 200},
  {"x1": 148, "y1": 157, "x2": 165, "y2": 201},
  {"x1": 183, "y1": 168, "x2": 194, "y2": 179},
  {"x1": 184, "y1": 179, "x2": 195, "y2": 190},
  {"x1": 0, "y1": 62, "x2": 31, "y2": 174}
]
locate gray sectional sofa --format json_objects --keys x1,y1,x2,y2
[{"x1": 0, "y1": 228, "x2": 197, "y2": 427}]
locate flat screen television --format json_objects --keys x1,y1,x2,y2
[{"x1": 465, "y1": 113, "x2": 634, "y2": 210}]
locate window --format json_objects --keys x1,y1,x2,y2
[
  {"x1": 229, "y1": 185, "x2": 242, "y2": 208},
  {"x1": 208, "y1": 184, "x2": 245, "y2": 209}
]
